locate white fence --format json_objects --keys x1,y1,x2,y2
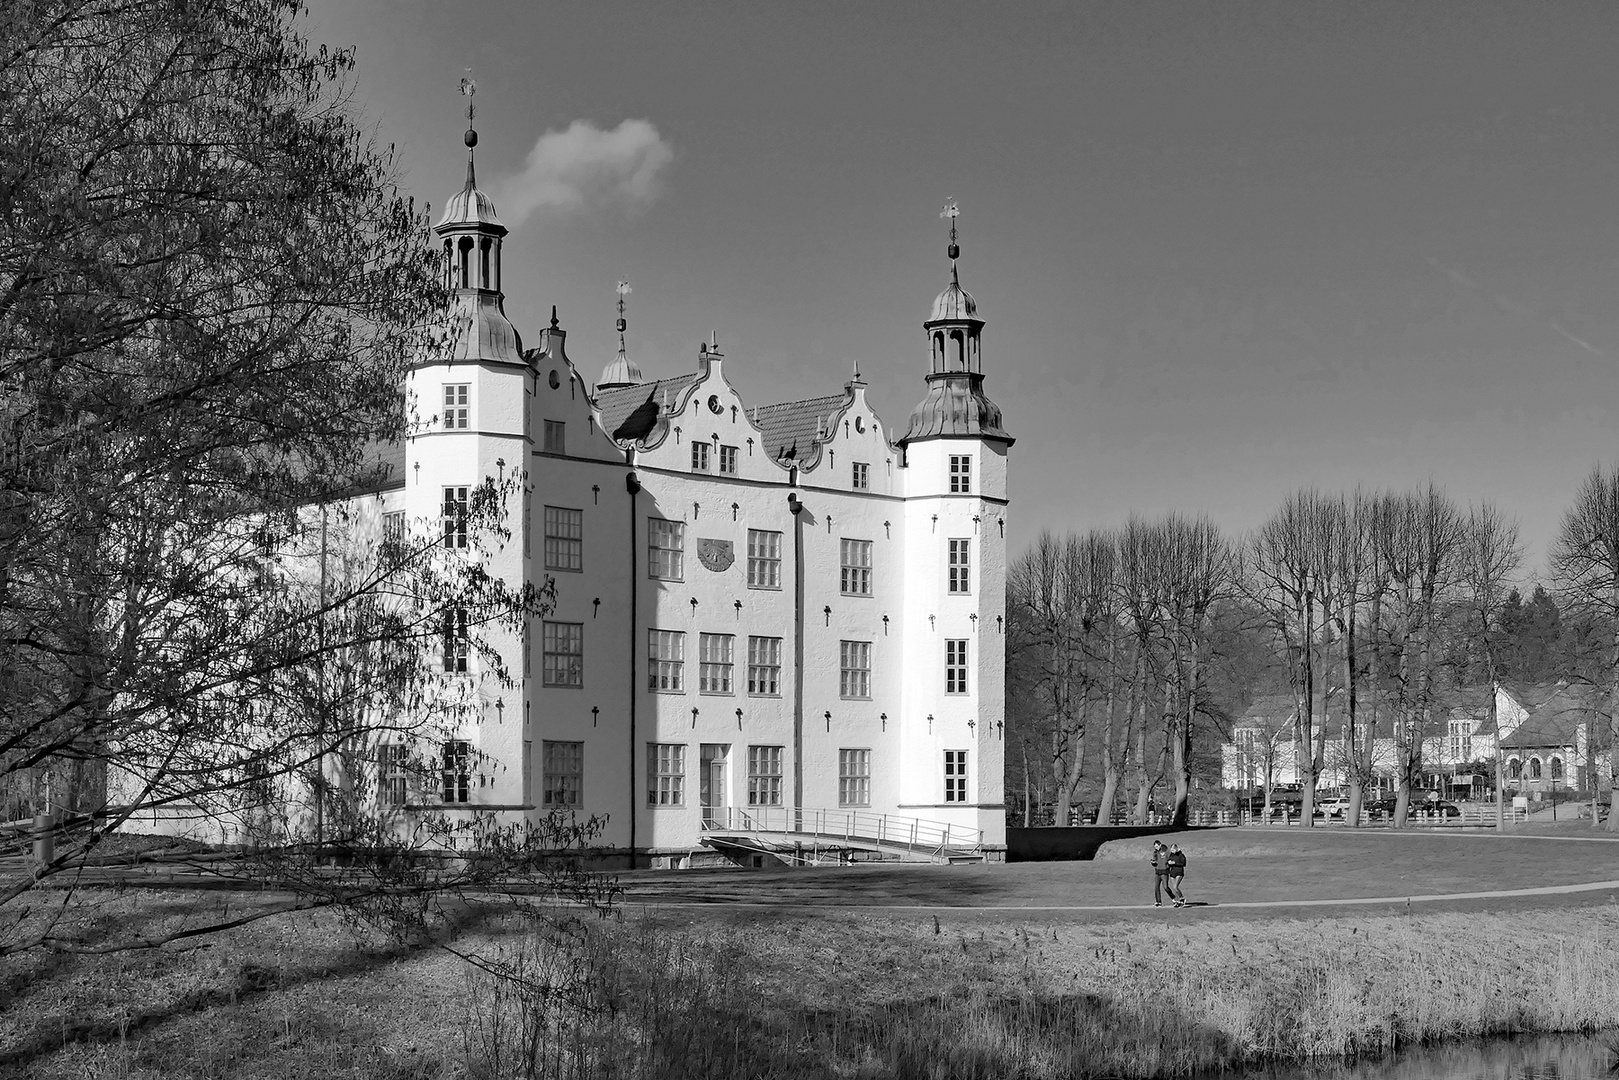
[{"x1": 701, "y1": 806, "x2": 982, "y2": 857}]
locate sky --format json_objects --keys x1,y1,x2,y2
[{"x1": 304, "y1": 1, "x2": 1619, "y2": 580}]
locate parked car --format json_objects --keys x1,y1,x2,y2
[
  {"x1": 1314, "y1": 798, "x2": 1353, "y2": 818},
  {"x1": 1362, "y1": 796, "x2": 1460, "y2": 818}
]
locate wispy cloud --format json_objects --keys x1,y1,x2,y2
[{"x1": 493, "y1": 119, "x2": 672, "y2": 224}]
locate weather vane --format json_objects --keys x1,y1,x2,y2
[
  {"x1": 459, "y1": 70, "x2": 476, "y2": 125},
  {"x1": 940, "y1": 197, "x2": 960, "y2": 262},
  {"x1": 616, "y1": 280, "x2": 631, "y2": 351}
]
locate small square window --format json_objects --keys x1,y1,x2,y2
[
  {"x1": 692, "y1": 441, "x2": 711, "y2": 471},
  {"x1": 719, "y1": 445, "x2": 739, "y2": 474},
  {"x1": 543, "y1": 420, "x2": 565, "y2": 454},
  {"x1": 852, "y1": 462, "x2": 870, "y2": 490},
  {"x1": 949, "y1": 455, "x2": 972, "y2": 494},
  {"x1": 443, "y1": 384, "x2": 469, "y2": 430}
]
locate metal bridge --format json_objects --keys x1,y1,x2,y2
[{"x1": 699, "y1": 806, "x2": 985, "y2": 866}]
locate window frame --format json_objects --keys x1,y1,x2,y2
[
  {"x1": 943, "y1": 749, "x2": 968, "y2": 803},
  {"x1": 542, "y1": 740, "x2": 584, "y2": 807},
  {"x1": 543, "y1": 505, "x2": 583, "y2": 573},
  {"x1": 442, "y1": 485, "x2": 469, "y2": 549},
  {"x1": 691, "y1": 441, "x2": 711, "y2": 472},
  {"x1": 948, "y1": 538, "x2": 971, "y2": 594},
  {"x1": 698, "y1": 632, "x2": 736, "y2": 695},
  {"x1": 378, "y1": 743, "x2": 411, "y2": 807},
  {"x1": 747, "y1": 635, "x2": 782, "y2": 696},
  {"x1": 648, "y1": 629, "x2": 686, "y2": 692},
  {"x1": 839, "y1": 639, "x2": 872, "y2": 700},
  {"x1": 719, "y1": 444, "x2": 739, "y2": 474},
  {"x1": 838, "y1": 748, "x2": 871, "y2": 807},
  {"x1": 648, "y1": 742, "x2": 686, "y2": 806},
  {"x1": 747, "y1": 744, "x2": 784, "y2": 807},
  {"x1": 840, "y1": 538, "x2": 873, "y2": 596},
  {"x1": 949, "y1": 454, "x2": 972, "y2": 494},
  {"x1": 442, "y1": 607, "x2": 470, "y2": 674},
  {"x1": 746, "y1": 529, "x2": 782, "y2": 590},
  {"x1": 543, "y1": 419, "x2": 566, "y2": 454},
  {"x1": 443, "y1": 383, "x2": 469, "y2": 430},
  {"x1": 442, "y1": 739, "x2": 471, "y2": 804},
  {"x1": 541, "y1": 621, "x2": 584, "y2": 688},
  {"x1": 945, "y1": 638, "x2": 969, "y2": 694},
  {"x1": 648, "y1": 519, "x2": 685, "y2": 581},
  {"x1": 851, "y1": 461, "x2": 870, "y2": 490}
]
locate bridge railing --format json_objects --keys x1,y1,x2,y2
[{"x1": 701, "y1": 806, "x2": 982, "y2": 856}]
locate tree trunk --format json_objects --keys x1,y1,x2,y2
[
  {"x1": 1608, "y1": 577, "x2": 1619, "y2": 832},
  {"x1": 1172, "y1": 638, "x2": 1196, "y2": 826},
  {"x1": 1301, "y1": 589, "x2": 1317, "y2": 824},
  {"x1": 1345, "y1": 590, "x2": 1362, "y2": 827}
]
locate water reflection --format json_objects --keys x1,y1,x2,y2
[{"x1": 1228, "y1": 1033, "x2": 1615, "y2": 1080}]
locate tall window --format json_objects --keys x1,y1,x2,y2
[
  {"x1": 1447, "y1": 719, "x2": 1471, "y2": 760},
  {"x1": 442, "y1": 740, "x2": 471, "y2": 803},
  {"x1": 852, "y1": 462, "x2": 870, "y2": 490},
  {"x1": 1529, "y1": 757, "x2": 1543, "y2": 780},
  {"x1": 442, "y1": 485, "x2": 469, "y2": 549},
  {"x1": 442, "y1": 607, "x2": 469, "y2": 673},
  {"x1": 839, "y1": 640, "x2": 872, "y2": 699},
  {"x1": 543, "y1": 420, "x2": 565, "y2": 454},
  {"x1": 691, "y1": 441, "x2": 710, "y2": 471},
  {"x1": 648, "y1": 519, "x2": 685, "y2": 580},
  {"x1": 542, "y1": 622, "x2": 583, "y2": 687},
  {"x1": 747, "y1": 745, "x2": 783, "y2": 806},
  {"x1": 543, "y1": 740, "x2": 583, "y2": 807},
  {"x1": 379, "y1": 744, "x2": 410, "y2": 807},
  {"x1": 699, "y1": 633, "x2": 735, "y2": 694},
  {"x1": 648, "y1": 743, "x2": 685, "y2": 805},
  {"x1": 1551, "y1": 756, "x2": 1565, "y2": 781},
  {"x1": 949, "y1": 455, "x2": 972, "y2": 493},
  {"x1": 747, "y1": 529, "x2": 781, "y2": 589},
  {"x1": 945, "y1": 639, "x2": 968, "y2": 694},
  {"x1": 544, "y1": 506, "x2": 583, "y2": 572},
  {"x1": 748, "y1": 635, "x2": 782, "y2": 695},
  {"x1": 948, "y1": 539, "x2": 970, "y2": 594},
  {"x1": 381, "y1": 511, "x2": 405, "y2": 555},
  {"x1": 944, "y1": 750, "x2": 968, "y2": 803},
  {"x1": 840, "y1": 539, "x2": 872, "y2": 596},
  {"x1": 648, "y1": 629, "x2": 685, "y2": 691},
  {"x1": 443, "y1": 384, "x2": 469, "y2": 429},
  {"x1": 839, "y1": 749, "x2": 871, "y2": 807},
  {"x1": 719, "y1": 445, "x2": 739, "y2": 474}
]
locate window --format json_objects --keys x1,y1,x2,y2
[
  {"x1": 442, "y1": 740, "x2": 471, "y2": 803},
  {"x1": 648, "y1": 743, "x2": 685, "y2": 805},
  {"x1": 543, "y1": 420, "x2": 565, "y2": 454},
  {"x1": 544, "y1": 506, "x2": 583, "y2": 572},
  {"x1": 378, "y1": 744, "x2": 410, "y2": 807},
  {"x1": 648, "y1": 519, "x2": 685, "y2": 580},
  {"x1": 543, "y1": 740, "x2": 583, "y2": 807},
  {"x1": 698, "y1": 633, "x2": 735, "y2": 693},
  {"x1": 1447, "y1": 719, "x2": 1471, "y2": 761},
  {"x1": 442, "y1": 485, "x2": 469, "y2": 549},
  {"x1": 852, "y1": 461, "x2": 870, "y2": 490},
  {"x1": 719, "y1": 445, "x2": 739, "y2": 474},
  {"x1": 691, "y1": 441, "x2": 710, "y2": 471},
  {"x1": 948, "y1": 539, "x2": 970, "y2": 594},
  {"x1": 840, "y1": 539, "x2": 872, "y2": 596},
  {"x1": 542, "y1": 621, "x2": 583, "y2": 687},
  {"x1": 838, "y1": 749, "x2": 871, "y2": 807},
  {"x1": 949, "y1": 455, "x2": 972, "y2": 493},
  {"x1": 747, "y1": 745, "x2": 783, "y2": 807},
  {"x1": 382, "y1": 511, "x2": 405, "y2": 545},
  {"x1": 839, "y1": 640, "x2": 871, "y2": 699},
  {"x1": 1529, "y1": 757, "x2": 1543, "y2": 780},
  {"x1": 648, "y1": 629, "x2": 685, "y2": 691},
  {"x1": 443, "y1": 384, "x2": 469, "y2": 429},
  {"x1": 944, "y1": 750, "x2": 968, "y2": 803},
  {"x1": 747, "y1": 529, "x2": 781, "y2": 589},
  {"x1": 945, "y1": 639, "x2": 968, "y2": 694},
  {"x1": 1551, "y1": 756, "x2": 1565, "y2": 781},
  {"x1": 442, "y1": 607, "x2": 469, "y2": 673},
  {"x1": 1509, "y1": 757, "x2": 1522, "y2": 780},
  {"x1": 748, "y1": 635, "x2": 782, "y2": 695}
]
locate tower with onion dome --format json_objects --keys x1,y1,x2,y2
[{"x1": 897, "y1": 201, "x2": 1012, "y2": 847}]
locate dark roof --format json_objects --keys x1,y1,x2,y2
[
  {"x1": 1501, "y1": 683, "x2": 1597, "y2": 750},
  {"x1": 336, "y1": 438, "x2": 406, "y2": 497},
  {"x1": 897, "y1": 373, "x2": 1013, "y2": 446},
  {"x1": 1500, "y1": 682, "x2": 1564, "y2": 711},
  {"x1": 593, "y1": 374, "x2": 701, "y2": 444},
  {"x1": 746, "y1": 393, "x2": 848, "y2": 464}
]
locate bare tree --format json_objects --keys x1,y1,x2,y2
[
  {"x1": 1457, "y1": 502, "x2": 1523, "y2": 832},
  {"x1": 1551, "y1": 464, "x2": 1619, "y2": 832}
]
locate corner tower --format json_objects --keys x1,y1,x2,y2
[{"x1": 898, "y1": 202, "x2": 1012, "y2": 850}]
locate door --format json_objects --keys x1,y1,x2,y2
[{"x1": 699, "y1": 744, "x2": 729, "y2": 825}]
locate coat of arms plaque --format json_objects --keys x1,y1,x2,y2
[{"x1": 697, "y1": 538, "x2": 735, "y2": 572}]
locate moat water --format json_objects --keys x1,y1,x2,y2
[{"x1": 1227, "y1": 1033, "x2": 1614, "y2": 1080}]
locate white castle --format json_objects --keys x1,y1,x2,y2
[{"x1": 339, "y1": 128, "x2": 1012, "y2": 864}]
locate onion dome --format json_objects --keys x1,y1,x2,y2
[
  {"x1": 436, "y1": 128, "x2": 506, "y2": 233},
  {"x1": 597, "y1": 347, "x2": 644, "y2": 391},
  {"x1": 928, "y1": 268, "x2": 979, "y2": 324}
]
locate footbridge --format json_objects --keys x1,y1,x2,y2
[{"x1": 700, "y1": 807, "x2": 985, "y2": 866}]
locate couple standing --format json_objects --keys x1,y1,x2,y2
[{"x1": 1150, "y1": 840, "x2": 1188, "y2": 907}]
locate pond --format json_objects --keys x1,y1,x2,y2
[{"x1": 1226, "y1": 1033, "x2": 1615, "y2": 1080}]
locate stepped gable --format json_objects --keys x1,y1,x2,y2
[
  {"x1": 594, "y1": 373, "x2": 702, "y2": 444},
  {"x1": 746, "y1": 393, "x2": 848, "y2": 465}
]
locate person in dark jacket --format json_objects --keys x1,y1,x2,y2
[
  {"x1": 1166, "y1": 844, "x2": 1187, "y2": 906},
  {"x1": 1150, "y1": 841, "x2": 1170, "y2": 906}
]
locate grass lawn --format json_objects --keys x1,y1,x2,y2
[{"x1": 4, "y1": 827, "x2": 1619, "y2": 1079}]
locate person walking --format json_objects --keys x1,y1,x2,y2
[
  {"x1": 1166, "y1": 844, "x2": 1187, "y2": 907},
  {"x1": 1150, "y1": 840, "x2": 1170, "y2": 906}
]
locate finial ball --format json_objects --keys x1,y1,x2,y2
[
  {"x1": 948, "y1": 242, "x2": 960, "y2": 260},
  {"x1": 464, "y1": 128, "x2": 478, "y2": 148}
]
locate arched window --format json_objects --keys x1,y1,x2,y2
[
  {"x1": 457, "y1": 236, "x2": 474, "y2": 288},
  {"x1": 1529, "y1": 757, "x2": 1542, "y2": 780},
  {"x1": 933, "y1": 332, "x2": 945, "y2": 372},
  {"x1": 479, "y1": 238, "x2": 490, "y2": 288},
  {"x1": 1551, "y1": 756, "x2": 1564, "y2": 781},
  {"x1": 949, "y1": 330, "x2": 965, "y2": 370},
  {"x1": 1508, "y1": 757, "x2": 1522, "y2": 780},
  {"x1": 443, "y1": 240, "x2": 454, "y2": 288}
]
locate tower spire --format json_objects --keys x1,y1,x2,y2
[
  {"x1": 459, "y1": 72, "x2": 478, "y2": 189},
  {"x1": 616, "y1": 280, "x2": 630, "y2": 354},
  {"x1": 940, "y1": 197, "x2": 960, "y2": 283}
]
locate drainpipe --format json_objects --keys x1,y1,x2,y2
[
  {"x1": 626, "y1": 467, "x2": 641, "y2": 866},
  {"x1": 788, "y1": 491, "x2": 804, "y2": 833}
]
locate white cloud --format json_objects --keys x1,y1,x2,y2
[{"x1": 494, "y1": 119, "x2": 672, "y2": 223}]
